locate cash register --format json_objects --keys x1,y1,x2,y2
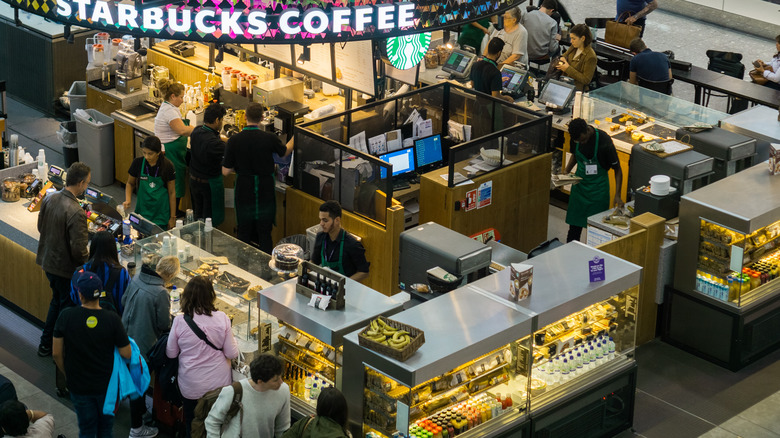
[
  {"x1": 500, "y1": 65, "x2": 532, "y2": 100},
  {"x1": 439, "y1": 49, "x2": 478, "y2": 80},
  {"x1": 537, "y1": 79, "x2": 577, "y2": 114}
]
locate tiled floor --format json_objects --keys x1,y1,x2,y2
[{"x1": 3, "y1": 3, "x2": 780, "y2": 437}]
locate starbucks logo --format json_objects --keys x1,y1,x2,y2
[{"x1": 386, "y1": 32, "x2": 432, "y2": 70}]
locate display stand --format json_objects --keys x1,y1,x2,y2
[{"x1": 666, "y1": 163, "x2": 780, "y2": 370}]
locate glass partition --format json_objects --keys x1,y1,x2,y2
[{"x1": 585, "y1": 82, "x2": 728, "y2": 127}]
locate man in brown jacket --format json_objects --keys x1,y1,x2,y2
[{"x1": 36, "y1": 162, "x2": 91, "y2": 357}]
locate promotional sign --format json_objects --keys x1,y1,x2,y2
[
  {"x1": 589, "y1": 257, "x2": 606, "y2": 283},
  {"x1": 2, "y1": 0, "x2": 522, "y2": 43}
]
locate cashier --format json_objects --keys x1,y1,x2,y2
[
  {"x1": 312, "y1": 201, "x2": 370, "y2": 281},
  {"x1": 189, "y1": 103, "x2": 227, "y2": 226},
  {"x1": 123, "y1": 136, "x2": 177, "y2": 230},
  {"x1": 155, "y1": 78, "x2": 194, "y2": 217},
  {"x1": 564, "y1": 118, "x2": 623, "y2": 243}
]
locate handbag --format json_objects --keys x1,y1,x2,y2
[
  {"x1": 749, "y1": 69, "x2": 769, "y2": 85},
  {"x1": 605, "y1": 13, "x2": 641, "y2": 50}
]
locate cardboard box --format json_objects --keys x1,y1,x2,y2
[{"x1": 509, "y1": 263, "x2": 533, "y2": 301}]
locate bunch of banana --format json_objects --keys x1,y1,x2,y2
[{"x1": 364, "y1": 318, "x2": 412, "y2": 350}]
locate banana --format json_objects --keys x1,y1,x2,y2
[
  {"x1": 388, "y1": 337, "x2": 410, "y2": 349},
  {"x1": 382, "y1": 328, "x2": 398, "y2": 336},
  {"x1": 366, "y1": 329, "x2": 380, "y2": 337},
  {"x1": 392, "y1": 331, "x2": 409, "y2": 341},
  {"x1": 369, "y1": 334, "x2": 386, "y2": 343},
  {"x1": 376, "y1": 318, "x2": 390, "y2": 329},
  {"x1": 370, "y1": 320, "x2": 379, "y2": 331}
]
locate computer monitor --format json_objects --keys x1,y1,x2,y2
[
  {"x1": 441, "y1": 49, "x2": 477, "y2": 79},
  {"x1": 538, "y1": 79, "x2": 577, "y2": 108},
  {"x1": 414, "y1": 134, "x2": 443, "y2": 170},
  {"x1": 379, "y1": 147, "x2": 416, "y2": 179},
  {"x1": 500, "y1": 65, "x2": 529, "y2": 95}
]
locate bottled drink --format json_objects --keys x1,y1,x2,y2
[
  {"x1": 310, "y1": 382, "x2": 320, "y2": 402},
  {"x1": 170, "y1": 286, "x2": 180, "y2": 313},
  {"x1": 102, "y1": 62, "x2": 111, "y2": 87}
]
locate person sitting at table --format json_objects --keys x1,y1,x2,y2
[
  {"x1": 628, "y1": 38, "x2": 672, "y2": 93},
  {"x1": 556, "y1": 24, "x2": 597, "y2": 91},
  {"x1": 488, "y1": 7, "x2": 529, "y2": 68},
  {"x1": 754, "y1": 35, "x2": 780, "y2": 90},
  {"x1": 522, "y1": 0, "x2": 561, "y2": 62},
  {"x1": 312, "y1": 201, "x2": 370, "y2": 282}
]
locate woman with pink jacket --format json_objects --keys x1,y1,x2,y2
[{"x1": 166, "y1": 276, "x2": 239, "y2": 437}]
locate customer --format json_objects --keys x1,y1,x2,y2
[
  {"x1": 0, "y1": 400, "x2": 55, "y2": 438},
  {"x1": 123, "y1": 136, "x2": 177, "y2": 230},
  {"x1": 70, "y1": 231, "x2": 130, "y2": 314},
  {"x1": 166, "y1": 276, "x2": 239, "y2": 437},
  {"x1": 154, "y1": 78, "x2": 194, "y2": 216},
  {"x1": 522, "y1": 0, "x2": 561, "y2": 61},
  {"x1": 0, "y1": 374, "x2": 17, "y2": 406},
  {"x1": 122, "y1": 256, "x2": 179, "y2": 438},
  {"x1": 628, "y1": 38, "x2": 672, "y2": 89},
  {"x1": 470, "y1": 38, "x2": 514, "y2": 103},
  {"x1": 556, "y1": 24, "x2": 597, "y2": 91},
  {"x1": 282, "y1": 387, "x2": 349, "y2": 438},
  {"x1": 205, "y1": 354, "x2": 290, "y2": 438},
  {"x1": 223, "y1": 102, "x2": 293, "y2": 253},
  {"x1": 564, "y1": 118, "x2": 623, "y2": 243},
  {"x1": 753, "y1": 35, "x2": 780, "y2": 90},
  {"x1": 457, "y1": 18, "x2": 491, "y2": 53},
  {"x1": 488, "y1": 7, "x2": 529, "y2": 68},
  {"x1": 53, "y1": 271, "x2": 132, "y2": 438},
  {"x1": 189, "y1": 103, "x2": 227, "y2": 226},
  {"x1": 617, "y1": 0, "x2": 658, "y2": 37},
  {"x1": 312, "y1": 201, "x2": 370, "y2": 281},
  {"x1": 36, "y1": 162, "x2": 91, "y2": 358}
]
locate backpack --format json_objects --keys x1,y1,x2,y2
[
  {"x1": 70, "y1": 265, "x2": 122, "y2": 313},
  {"x1": 147, "y1": 333, "x2": 181, "y2": 404},
  {"x1": 190, "y1": 381, "x2": 243, "y2": 438}
]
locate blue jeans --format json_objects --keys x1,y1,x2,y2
[{"x1": 70, "y1": 392, "x2": 114, "y2": 438}]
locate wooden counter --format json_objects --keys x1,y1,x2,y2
[{"x1": 419, "y1": 153, "x2": 552, "y2": 253}]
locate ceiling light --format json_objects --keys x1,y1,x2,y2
[{"x1": 297, "y1": 46, "x2": 311, "y2": 65}]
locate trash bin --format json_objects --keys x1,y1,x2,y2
[
  {"x1": 67, "y1": 81, "x2": 87, "y2": 114},
  {"x1": 58, "y1": 121, "x2": 79, "y2": 167},
  {"x1": 74, "y1": 109, "x2": 114, "y2": 186}
]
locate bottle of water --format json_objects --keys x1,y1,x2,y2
[
  {"x1": 310, "y1": 382, "x2": 320, "y2": 403},
  {"x1": 204, "y1": 218, "x2": 213, "y2": 253},
  {"x1": 170, "y1": 286, "x2": 180, "y2": 313}
]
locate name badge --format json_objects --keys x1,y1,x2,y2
[{"x1": 585, "y1": 164, "x2": 598, "y2": 175}]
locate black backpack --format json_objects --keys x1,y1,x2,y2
[
  {"x1": 147, "y1": 333, "x2": 181, "y2": 404},
  {"x1": 706, "y1": 50, "x2": 745, "y2": 79},
  {"x1": 70, "y1": 265, "x2": 122, "y2": 314}
]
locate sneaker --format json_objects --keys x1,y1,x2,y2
[
  {"x1": 37, "y1": 344, "x2": 51, "y2": 357},
  {"x1": 129, "y1": 425, "x2": 158, "y2": 438}
]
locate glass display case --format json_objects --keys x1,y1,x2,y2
[
  {"x1": 584, "y1": 82, "x2": 727, "y2": 129},
  {"x1": 133, "y1": 221, "x2": 286, "y2": 351},
  {"x1": 669, "y1": 163, "x2": 780, "y2": 370},
  {"x1": 259, "y1": 278, "x2": 409, "y2": 417},
  {"x1": 343, "y1": 242, "x2": 642, "y2": 438}
]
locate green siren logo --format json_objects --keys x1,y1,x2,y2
[{"x1": 387, "y1": 32, "x2": 432, "y2": 70}]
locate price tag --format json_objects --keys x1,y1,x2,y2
[
  {"x1": 730, "y1": 245, "x2": 744, "y2": 273},
  {"x1": 589, "y1": 256, "x2": 606, "y2": 282},
  {"x1": 307, "y1": 294, "x2": 331, "y2": 310}
]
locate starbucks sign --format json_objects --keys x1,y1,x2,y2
[{"x1": 386, "y1": 33, "x2": 431, "y2": 70}]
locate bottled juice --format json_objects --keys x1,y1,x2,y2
[{"x1": 751, "y1": 273, "x2": 761, "y2": 289}]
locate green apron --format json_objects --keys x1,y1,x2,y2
[
  {"x1": 234, "y1": 127, "x2": 276, "y2": 228},
  {"x1": 135, "y1": 158, "x2": 170, "y2": 229},
  {"x1": 200, "y1": 125, "x2": 226, "y2": 227},
  {"x1": 565, "y1": 129, "x2": 610, "y2": 228},
  {"x1": 161, "y1": 104, "x2": 188, "y2": 199},
  {"x1": 320, "y1": 230, "x2": 346, "y2": 275}
]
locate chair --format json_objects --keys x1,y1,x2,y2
[
  {"x1": 528, "y1": 55, "x2": 552, "y2": 76},
  {"x1": 584, "y1": 17, "x2": 611, "y2": 29},
  {"x1": 703, "y1": 50, "x2": 745, "y2": 111},
  {"x1": 638, "y1": 77, "x2": 674, "y2": 95},
  {"x1": 593, "y1": 58, "x2": 627, "y2": 89}
]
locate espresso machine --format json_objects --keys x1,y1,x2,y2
[{"x1": 116, "y1": 43, "x2": 144, "y2": 94}]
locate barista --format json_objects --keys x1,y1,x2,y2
[
  {"x1": 123, "y1": 136, "x2": 177, "y2": 230},
  {"x1": 564, "y1": 118, "x2": 623, "y2": 243},
  {"x1": 189, "y1": 103, "x2": 227, "y2": 226},
  {"x1": 312, "y1": 201, "x2": 370, "y2": 282},
  {"x1": 155, "y1": 78, "x2": 194, "y2": 217}
]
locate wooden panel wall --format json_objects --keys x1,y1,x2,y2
[
  {"x1": 596, "y1": 212, "x2": 666, "y2": 345},
  {"x1": 286, "y1": 188, "x2": 405, "y2": 295},
  {"x1": 0, "y1": 235, "x2": 50, "y2": 323},
  {"x1": 418, "y1": 153, "x2": 552, "y2": 252}
]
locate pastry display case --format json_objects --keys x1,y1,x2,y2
[
  {"x1": 259, "y1": 278, "x2": 409, "y2": 417},
  {"x1": 133, "y1": 221, "x2": 286, "y2": 351},
  {"x1": 668, "y1": 163, "x2": 780, "y2": 370},
  {"x1": 344, "y1": 242, "x2": 642, "y2": 438}
]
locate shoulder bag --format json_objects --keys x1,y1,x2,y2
[
  {"x1": 605, "y1": 12, "x2": 641, "y2": 50},
  {"x1": 183, "y1": 314, "x2": 222, "y2": 351}
]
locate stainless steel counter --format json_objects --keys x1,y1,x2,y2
[
  {"x1": 259, "y1": 278, "x2": 409, "y2": 347},
  {"x1": 0, "y1": 163, "x2": 42, "y2": 252},
  {"x1": 87, "y1": 83, "x2": 148, "y2": 109},
  {"x1": 721, "y1": 105, "x2": 780, "y2": 145},
  {"x1": 469, "y1": 241, "x2": 642, "y2": 328},
  {"x1": 111, "y1": 111, "x2": 156, "y2": 135}
]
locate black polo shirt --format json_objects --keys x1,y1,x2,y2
[
  {"x1": 470, "y1": 58, "x2": 502, "y2": 96},
  {"x1": 311, "y1": 231, "x2": 370, "y2": 278},
  {"x1": 573, "y1": 128, "x2": 620, "y2": 171},
  {"x1": 190, "y1": 125, "x2": 226, "y2": 180},
  {"x1": 223, "y1": 128, "x2": 286, "y2": 205}
]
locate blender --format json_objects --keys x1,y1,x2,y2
[{"x1": 116, "y1": 42, "x2": 144, "y2": 94}]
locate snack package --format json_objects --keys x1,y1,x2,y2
[
  {"x1": 770, "y1": 143, "x2": 780, "y2": 175},
  {"x1": 509, "y1": 263, "x2": 533, "y2": 301}
]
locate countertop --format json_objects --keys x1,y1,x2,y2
[
  {"x1": 88, "y1": 83, "x2": 148, "y2": 110},
  {"x1": 0, "y1": 163, "x2": 42, "y2": 253},
  {"x1": 111, "y1": 111, "x2": 156, "y2": 135}
]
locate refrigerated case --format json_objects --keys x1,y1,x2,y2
[
  {"x1": 259, "y1": 278, "x2": 409, "y2": 417},
  {"x1": 343, "y1": 242, "x2": 642, "y2": 438},
  {"x1": 667, "y1": 163, "x2": 780, "y2": 370},
  {"x1": 134, "y1": 221, "x2": 286, "y2": 352}
]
